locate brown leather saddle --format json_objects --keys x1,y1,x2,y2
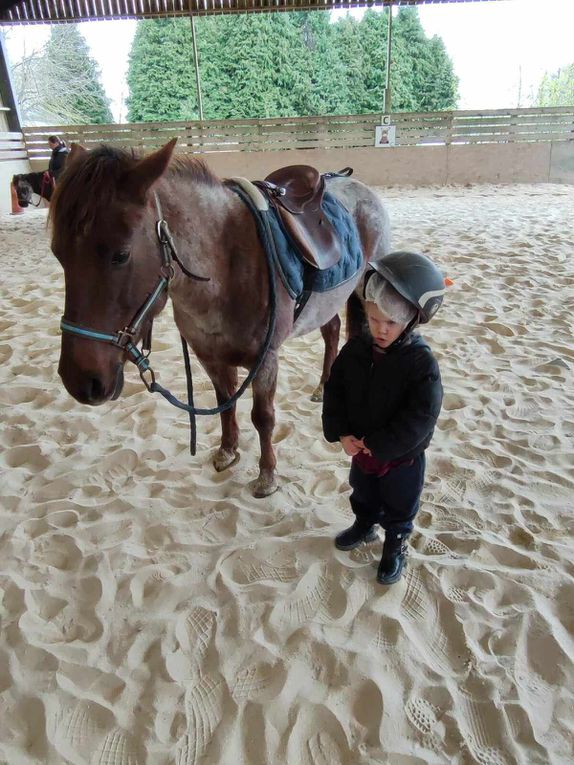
[{"x1": 255, "y1": 165, "x2": 344, "y2": 271}]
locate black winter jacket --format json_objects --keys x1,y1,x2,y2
[{"x1": 322, "y1": 333, "x2": 443, "y2": 463}]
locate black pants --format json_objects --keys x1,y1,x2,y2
[{"x1": 349, "y1": 453, "x2": 425, "y2": 536}]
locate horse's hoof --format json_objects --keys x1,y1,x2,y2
[
  {"x1": 251, "y1": 476, "x2": 279, "y2": 498},
  {"x1": 310, "y1": 384, "x2": 323, "y2": 403},
  {"x1": 213, "y1": 449, "x2": 240, "y2": 472}
]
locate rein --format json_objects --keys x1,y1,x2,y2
[
  {"x1": 60, "y1": 189, "x2": 278, "y2": 455},
  {"x1": 28, "y1": 173, "x2": 55, "y2": 207}
]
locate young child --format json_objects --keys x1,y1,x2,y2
[{"x1": 322, "y1": 251, "x2": 445, "y2": 584}]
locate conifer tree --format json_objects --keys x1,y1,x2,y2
[
  {"x1": 127, "y1": 19, "x2": 199, "y2": 122},
  {"x1": 11, "y1": 24, "x2": 113, "y2": 124},
  {"x1": 43, "y1": 25, "x2": 113, "y2": 123},
  {"x1": 125, "y1": 9, "x2": 458, "y2": 122}
]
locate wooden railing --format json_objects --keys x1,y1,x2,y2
[
  {"x1": 22, "y1": 107, "x2": 574, "y2": 162},
  {"x1": 0, "y1": 131, "x2": 27, "y2": 162}
]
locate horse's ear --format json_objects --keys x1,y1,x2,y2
[
  {"x1": 122, "y1": 138, "x2": 177, "y2": 202},
  {"x1": 69, "y1": 143, "x2": 87, "y2": 162}
]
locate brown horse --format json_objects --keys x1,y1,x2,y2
[{"x1": 50, "y1": 140, "x2": 390, "y2": 496}]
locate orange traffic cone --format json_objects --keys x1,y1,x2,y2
[{"x1": 10, "y1": 182, "x2": 24, "y2": 215}]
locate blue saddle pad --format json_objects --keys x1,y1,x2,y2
[{"x1": 265, "y1": 191, "x2": 363, "y2": 300}]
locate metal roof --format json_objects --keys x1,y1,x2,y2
[{"x1": 0, "y1": 0, "x2": 507, "y2": 25}]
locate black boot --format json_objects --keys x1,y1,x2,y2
[
  {"x1": 335, "y1": 521, "x2": 378, "y2": 551},
  {"x1": 377, "y1": 532, "x2": 409, "y2": 584}
]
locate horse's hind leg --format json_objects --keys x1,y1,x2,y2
[
  {"x1": 203, "y1": 361, "x2": 240, "y2": 472},
  {"x1": 251, "y1": 351, "x2": 279, "y2": 498},
  {"x1": 311, "y1": 313, "x2": 341, "y2": 403}
]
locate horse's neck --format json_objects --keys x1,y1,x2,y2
[
  {"x1": 156, "y1": 178, "x2": 246, "y2": 275},
  {"x1": 155, "y1": 176, "x2": 262, "y2": 335}
]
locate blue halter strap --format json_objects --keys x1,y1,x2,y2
[
  {"x1": 58, "y1": 188, "x2": 278, "y2": 456},
  {"x1": 59, "y1": 275, "x2": 169, "y2": 373},
  {"x1": 59, "y1": 193, "x2": 207, "y2": 373}
]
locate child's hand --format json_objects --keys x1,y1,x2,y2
[
  {"x1": 356, "y1": 439, "x2": 372, "y2": 456},
  {"x1": 340, "y1": 435, "x2": 363, "y2": 456}
]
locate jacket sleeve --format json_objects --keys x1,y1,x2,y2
[
  {"x1": 321, "y1": 346, "x2": 353, "y2": 443},
  {"x1": 364, "y1": 351, "x2": 442, "y2": 461}
]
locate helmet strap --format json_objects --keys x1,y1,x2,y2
[{"x1": 381, "y1": 313, "x2": 420, "y2": 352}]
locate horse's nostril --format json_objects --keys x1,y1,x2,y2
[{"x1": 87, "y1": 376, "x2": 105, "y2": 402}]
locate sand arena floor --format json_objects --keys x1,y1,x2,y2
[{"x1": 0, "y1": 183, "x2": 573, "y2": 764}]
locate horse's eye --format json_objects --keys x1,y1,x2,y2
[{"x1": 111, "y1": 250, "x2": 130, "y2": 265}]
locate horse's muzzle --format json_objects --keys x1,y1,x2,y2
[{"x1": 59, "y1": 363, "x2": 124, "y2": 406}]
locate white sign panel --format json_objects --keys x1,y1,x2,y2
[{"x1": 375, "y1": 124, "x2": 396, "y2": 147}]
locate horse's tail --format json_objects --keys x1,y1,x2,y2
[{"x1": 345, "y1": 291, "x2": 365, "y2": 341}]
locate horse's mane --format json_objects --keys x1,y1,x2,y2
[
  {"x1": 171, "y1": 154, "x2": 221, "y2": 187},
  {"x1": 50, "y1": 145, "x2": 220, "y2": 235}
]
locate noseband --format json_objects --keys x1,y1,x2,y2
[
  {"x1": 59, "y1": 188, "x2": 278, "y2": 455},
  {"x1": 60, "y1": 196, "x2": 209, "y2": 379}
]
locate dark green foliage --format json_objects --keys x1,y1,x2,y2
[
  {"x1": 126, "y1": 8, "x2": 458, "y2": 122},
  {"x1": 44, "y1": 25, "x2": 113, "y2": 124},
  {"x1": 127, "y1": 19, "x2": 199, "y2": 122},
  {"x1": 535, "y1": 64, "x2": 574, "y2": 107}
]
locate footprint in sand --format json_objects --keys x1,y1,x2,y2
[
  {"x1": 231, "y1": 660, "x2": 286, "y2": 704},
  {"x1": 3, "y1": 444, "x2": 50, "y2": 470},
  {"x1": 367, "y1": 615, "x2": 402, "y2": 653},
  {"x1": 269, "y1": 564, "x2": 335, "y2": 630},
  {"x1": 181, "y1": 674, "x2": 225, "y2": 762},
  {"x1": 222, "y1": 544, "x2": 298, "y2": 587},
  {"x1": 90, "y1": 727, "x2": 142, "y2": 765},
  {"x1": 48, "y1": 700, "x2": 112, "y2": 765},
  {"x1": 405, "y1": 694, "x2": 443, "y2": 739},
  {"x1": 287, "y1": 705, "x2": 350, "y2": 765},
  {"x1": 454, "y1": 683, "x2": 518, "y2": 765},
  {"x1": 175, "y1": 607, "x2": 215, "y2": 666},
  {"x1": 442, "y1": 393, "x2": 467, "y2": 411},
  {"x1": 399, "y1": 569, "x2": 470, "y2": 676},
  {"x1": 0, "y1": 343, "x2": 13, "y2": 363},
  {"x1": 46, "y1": 510, "x2": 80, "y2": 529},
  {"x1": 29, "y1": 534, "x2": 82, "y2": 570},
  {"x1": 484, "y1": 322, "x2": 517, "y2": 337}
]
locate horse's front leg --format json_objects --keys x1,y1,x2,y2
[
  {"x1": 311, "y1": 313, "x2": 341, "y2": 402},
  {"x1": 203, "y1": 361, "x2": 240, "y2": 472},
  {"x1": 251, "y1": 352, "x2": 279, "y2": 498}
]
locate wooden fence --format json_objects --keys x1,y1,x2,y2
[
  {"x1": 22, "y1": 107, "x2": 574, "y2": 163},
  {"x1": 0, "y1": 130, "x2": 27, "y2": 162}
]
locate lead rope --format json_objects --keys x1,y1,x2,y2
[{"x1": 144, "y1": 187, "x2": 278, "y2": 455}]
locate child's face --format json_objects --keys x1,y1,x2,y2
[{"x1": 365, "y1": 302, "x2": 406, "y2": 349}]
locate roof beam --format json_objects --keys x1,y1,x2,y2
[{"x1": 0, "y1": 0, "x2": 507, "y2": 26}]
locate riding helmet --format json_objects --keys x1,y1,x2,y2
[{"x1": 365, "y1": 251, "x2": 445, "y2": 324}]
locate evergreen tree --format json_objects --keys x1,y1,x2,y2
[
  {"x1": 535, "y1": 64, "x2": 574, "y2": 107},
  {"x1": 9, "y1": 24, "x2": 112, "y2": 124},
  {"x1": 330, "y1": 15, "x2": 371, "y2": 114},
  {"x1": 43, "y1": 25, "x2": 113, "y2": 123},
  {"x1": 126, "y1": 9, "x2": 458, "y2": 122},
  {"x1": 127, "y1": 19, "x2": 199, "y2": 121},
  {"x1": 189, "y1": 14, "x2": 315, "y2": 120},
  {"x1": 293, "y1": 13, "x2": 350, "y2": 116}
]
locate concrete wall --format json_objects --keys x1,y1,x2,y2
[
  {"x1": 199, "y1": 141, "x2": 572, "y2": 187},
  {"x1": 27, "y1": 139, "x2": 574, "y2": 191},
  {"x1": 549, "y1": 141, "x2": 574, "y2": 184}
]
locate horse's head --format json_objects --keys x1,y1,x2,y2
[
  {"x1": 50, "y1": 139, "x2": 177, "y2": 405},
  {"x1": 12, "y1": 174, "x2": 33, "y2": 207}
]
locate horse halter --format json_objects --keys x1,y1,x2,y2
[
  {"x1": 59, "y1": 194, "x2": 209, "y2": 385},
  {"x1": 59, "y1": 184, "x2": 278, "y2": 456}
]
